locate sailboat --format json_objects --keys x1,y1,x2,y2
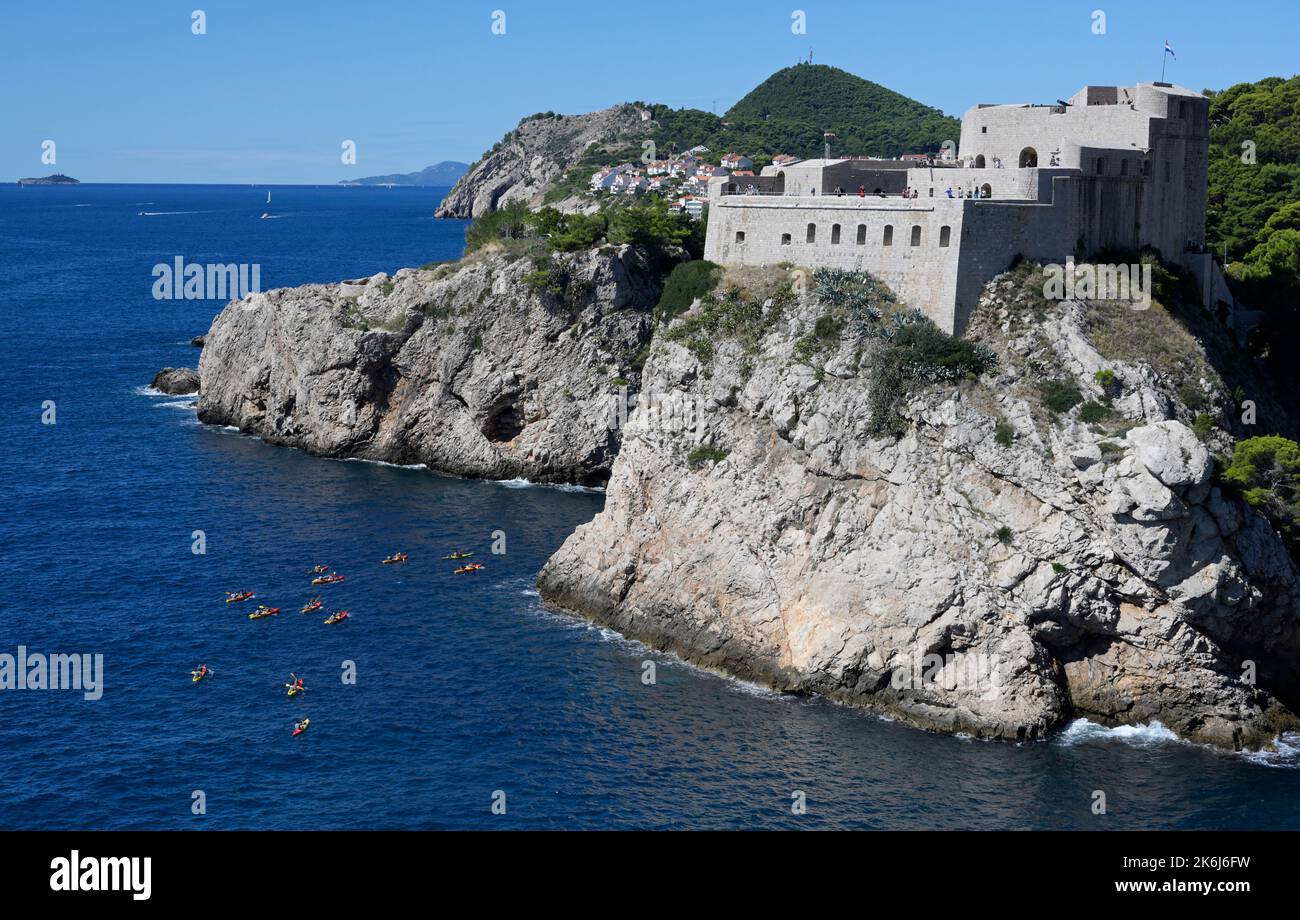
[{"x1": 261, "y1": 189, "x2": 271, "y2": 219}]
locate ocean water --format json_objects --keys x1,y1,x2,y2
[{"x1": 2, "y1": 183, "x2": 1298, "y2": 830}]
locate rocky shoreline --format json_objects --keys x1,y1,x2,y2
[
  {"x1": 196, "y1": 245, "x2": 664, "y2": 484},
  {"x1": 535, "y1": 266, "x2": 1300, "y2": 750},
  {"x1": 191, "y1": 248, "x2": 1300, "y2": 750}
]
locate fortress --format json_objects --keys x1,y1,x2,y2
[{"x1": 704, "y1": 82, "x2": 1236, "y2": 333}]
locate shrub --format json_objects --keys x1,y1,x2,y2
[
  {"x1": 994, "y1": 418, "x2": 1015, "y2": 446},
  {"x1": 607, "y1": 197, "x2": 696, "y2": 250},
  {"x1": 1222, "y1": 436, "x2": 1300, "y2": 553},
  {"x1": 1193, "y1": 413, "x2": 1215, "y2": 441},
  {"x1": 465, "y1": 199, "x2": 532, "y2": 252},
  {"x1": 1040, "y1": 378, "x2": 1084, "y2": 415},
  {"x1": 687, "y1": 445, "x2": 729, "y2": 469},
  {"x1": 793, "y1": 315, "x2": 843, "y2": 364},
  {"x1": 1079, "y1": 401, "x2": 1110, "y2": 424},
  {"x1": 663, "y1": 284, "x2": 778, "y2": 358},
  {"x1": 656, "y1": 260, "x2": 721, "y2": 325},
  {"x1": 868, "y1": 318, "x2": 996, "y2": 434},
  {"x1": 994, "y1": 525, "x2": 1014, "y2": 545}
]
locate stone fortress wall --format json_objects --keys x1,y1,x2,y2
[{"x1": 703, "y1": 83, "x2": 1213, "y2": 333}]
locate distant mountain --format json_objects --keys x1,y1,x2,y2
[
  {"x1": 17, "y1": 174, "x2": 79, "y2": 185},
  {"x1": 340, "y1": 161, "x2": 469, "y2": 186}
]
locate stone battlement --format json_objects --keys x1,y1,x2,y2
[{"x1": 704, "y1": 83, "x2": 1211, "y2": 333}]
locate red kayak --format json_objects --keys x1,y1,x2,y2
[{"x1": 292, "y1": 718, "x2": 310, "y2": 737}]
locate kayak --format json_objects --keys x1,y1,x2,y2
[
  {"x1": 323, "y1": 610, "x2": 350, "y2": 625},
  {"x1": 454, "y1": 563, "x2": 484, "y2": 575},
  {"x1": 300, "y1": 598, "x2": 322, "y2": 614},
  {"x1": 248, "y1": 606, "x2": 281, "y2": 620},
  {"x1": 443, "y1": 552, "x2": 473, "y2": 560},
  {"x1": 312, "y1": 575, "x2": 345, "y2": 585},
  {"x1": 191, "y1": 668, "x2": 209, "y2": 683},
  {"x1": 382, "y1": 553, "x2": 408, "y2": 564},
  {"x1": 292, "y1": 719, "x2": 310, "y2": 737},
  {"x1": 225, "y1": 592, "x2": 254, "y2": 604},
  {"x1": 286, "y1": 684, "x2": 306, "y2": 697}
]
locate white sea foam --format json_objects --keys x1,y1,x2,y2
[
  {"x1": 137, "y1": 210, "x2": 217, "y2": 216},
  {"x1": 156, "y1": 397, "x2": 199, "y2": 411},
  {"x1": 1242, "y1": 732, "x2": 1300, "y2": 769},
  {"x1": 337, "y1": 457, "x2": 427, "y2": 470},
  {"x1": 493, "y1": 477, "x2": 604, "y2": 494},
  {"x1": 133, "y1": 385, "x2": 166, "y2": 397},
  {"x1": 1056, "y1": 718, "x2": 1181, "y2": 747}
]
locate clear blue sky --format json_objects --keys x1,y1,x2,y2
[{"x1": 2, "y1": 0, "x2": 1295, "y2": 183}]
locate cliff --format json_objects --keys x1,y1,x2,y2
[
  {"x1": 537, "y1": 263, "x2": 1300, "y2": 749},
  {"x1": 434, "y1": 106, "x2": 650, "y2": 219},
  {"x1": 196, "y1": 245, "x2": 663, "y2": 484}
]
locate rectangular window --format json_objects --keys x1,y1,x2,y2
[
  {"x1": 1095, "y1": 157, "x2": 1106, "y2": 175},
  {"x1": 780, "y1": 233, "x2": 791, "y2": 246},
  {"x1": 735, "y1": 231, "x2": 745, "y2": 243},
  {"x1": 806, "y1": 223, "x2": 816, "y2": 243},
  {"x1": 883, "y1": 225, "x2": 893, "y2": 246},
  {"x1": 910, "y1": 225, "x2": 922, "y2": 247},
  {"x1": 939, "y1": 226, "x2": 951, "y2": 247},
  {"x1": 831, "y1": 224, "x2": 841, "y2": 245},
  {"x1": 856, "y1": 224, "x2": 867, "y2": 245}
]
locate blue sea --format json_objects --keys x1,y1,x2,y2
[{"x1": 2, "y1": 183, "x2": 1298, "y2": 830}]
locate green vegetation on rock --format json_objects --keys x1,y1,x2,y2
[
  {"x1": 656, "y1": 260, "x2": 721, "y2": 325},
  {"x1": 1223, "y1": 435, "x2": 1300, "y2": 552},
  {"x1": 1205, "y1": 75, "x2": 1300, "y2": 376}
]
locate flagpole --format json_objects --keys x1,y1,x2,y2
[{"x1": 1161, "y1": 45, "x2": 1167, "y2": 83}]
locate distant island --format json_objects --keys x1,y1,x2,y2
[
  {"x1": 17, "y1": 174, "x2": 80, "y2": 185},
  {"x1": 339, "y1": 161, "x2": 468, "y2": 187}
]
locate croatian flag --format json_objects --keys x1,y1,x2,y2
[{"x1": 1164, "y1": 40, "x2": 1176, "y2": 60}]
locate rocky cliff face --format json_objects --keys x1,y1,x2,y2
[
  {"x1": 197, "y1": 246, "x2": 662, "y2": 484},
  {"x1": 435, "y1": 106, "x2": 650, "y2": 219},
  {"x1": 538, "y1": 265, "x2": 1300, "y2": 749}
]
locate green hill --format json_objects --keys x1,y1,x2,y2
[
  {"x1": 725, "y1": 63, "x2": 960, "y2": 159},
  {"x1": 642, "y1": 64, "x2": 958, "y2": 166}
]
